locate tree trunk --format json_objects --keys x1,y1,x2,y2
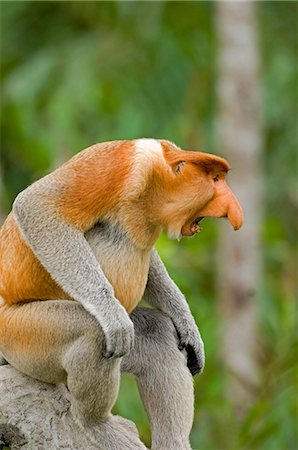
[
  {"x1": 216, "y1": 0, "x2": 262, "y2": 415},
  {"x1": 0, "y1": 365, "x2": 145, "y2": 450}
]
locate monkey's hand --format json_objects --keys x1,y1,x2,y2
[
  {"x1": 99, "y1": 301, "x2": 135, "y2": 359},
  {"x1": 172, "y1": 315, "x2": 205, "y2": 376}
]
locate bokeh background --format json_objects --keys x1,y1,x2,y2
[{"x1": 0, "y1": 2, "x2": 297, "y2": 449}]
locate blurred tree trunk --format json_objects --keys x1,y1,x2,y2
[
  {"x1": 0, "y1": 160, "x2": 5, "y2": 226},
  {"x1": 216, "y1": 1, "x2": 262, "y2": 415}
]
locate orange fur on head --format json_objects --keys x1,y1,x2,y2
[{"x1": 153, "y1": 140, "x2": 243, "y2": 238}]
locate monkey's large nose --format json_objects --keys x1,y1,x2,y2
[
  {"x1": 227, "y1": 192, "x2": 243, "y2": 230},
  {"x1": 199, "y1": 182, "x2": 244, "y2": 231}
]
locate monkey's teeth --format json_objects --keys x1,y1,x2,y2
[{"x1": 191, "y1": 223, "x2": 201, "y2": 234}]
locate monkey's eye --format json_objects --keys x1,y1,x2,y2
[
  {"x1": 175, "y1": 161, "x2": 185, "y2": 175},
  {"x1": 213, "y1": 175, "x2": 219, "y2": 182}
]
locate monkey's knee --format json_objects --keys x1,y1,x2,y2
[{"x1": 122, "y1": 307, "x2": 185, "y2": 376}]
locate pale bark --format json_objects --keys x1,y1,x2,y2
[
  {"x1": 0, "y1": 365, "x2": 145, "y2": 450},
  {"x1": 216, "y1": 1, "x2": 262, "y2": 414}
]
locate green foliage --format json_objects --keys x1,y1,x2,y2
[{"x1": 0, "y1": 2, "x2": 297, "y2": 449}]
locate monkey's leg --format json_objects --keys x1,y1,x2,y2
[
  {"x1": 0, "y1": 300, "x2": 146, "y2": 450},
  {"x1": 122, "y1": 307, "x2": 194, "y2": 450}
]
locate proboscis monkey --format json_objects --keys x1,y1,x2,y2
[{"x1": 0, "y1": 139, "x2": 243, "y2": 450}]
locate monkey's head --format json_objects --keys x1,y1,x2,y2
[{"x1": 135, "y1": 139, "x2": 243, "y2": 240}]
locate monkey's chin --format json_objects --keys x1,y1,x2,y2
[{"x1": 181, "y1": 217, "x2": 204, "y2": 237}]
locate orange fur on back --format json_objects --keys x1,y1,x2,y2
[{"x1": 0, "y1": 213, "x2": 68, "y2": 305}]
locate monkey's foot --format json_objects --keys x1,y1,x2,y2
[{"x1": 81, "y1": 414, "x2": 147, "y2": 450}]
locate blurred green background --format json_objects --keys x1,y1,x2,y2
[{"x1": 0, "y1": 2, "x2": 297, "y2": 450}]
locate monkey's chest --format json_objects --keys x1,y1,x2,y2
[{"x1": 85, "y1": 223, "x2": 151, "y2": 313}]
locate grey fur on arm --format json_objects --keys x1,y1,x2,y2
[
  {"x1": 143, "y1": 249, "x2": 205, "y2": 375},
  {"x1": 12, "y1": 180, "x2": 134, "y2": 359}
]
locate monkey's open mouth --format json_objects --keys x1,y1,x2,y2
[{"x1": 181, "y1": 217, "x2": 204, "y2": 237}]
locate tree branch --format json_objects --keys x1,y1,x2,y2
[{"x1": 0, "y1": 364, "x2": 145, "y2": 450}]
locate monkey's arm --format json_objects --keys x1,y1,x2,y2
[
  {"x1": 143, "y1": 249, "x2": 205, "y2": 375},
  {"x1": 12, "y1": 169, "x2": 134, "y2": 359}
]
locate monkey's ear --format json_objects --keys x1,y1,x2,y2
[
  {"x1": 171, "y1": 161, "x2": 186, "y2": 175},
  {"x1": 193, "y1": 154, "x2": 230, "y2": 175}
]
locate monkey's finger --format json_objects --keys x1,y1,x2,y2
[
  {"x1": 102, "y1": 330, "x2": 119, "y2": 358},
  {"x1": 113, "y1": 327, "x2": 134, "y2": 358},
  {"x1": 186, "y1": 344, "x2": 204, "y2": 376},
  {"x1": 122, "y1": 326, "x2": 135, "y2": 355},
  {"x1": 103, "y1": 326, "x2": 134, "y2": 359},
  {"x1": 103, "y1": 349, "x2": 114, "y2": 359},
  {"x1": 103, "y1": 341, "x2": 114, "y2": 358}
]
